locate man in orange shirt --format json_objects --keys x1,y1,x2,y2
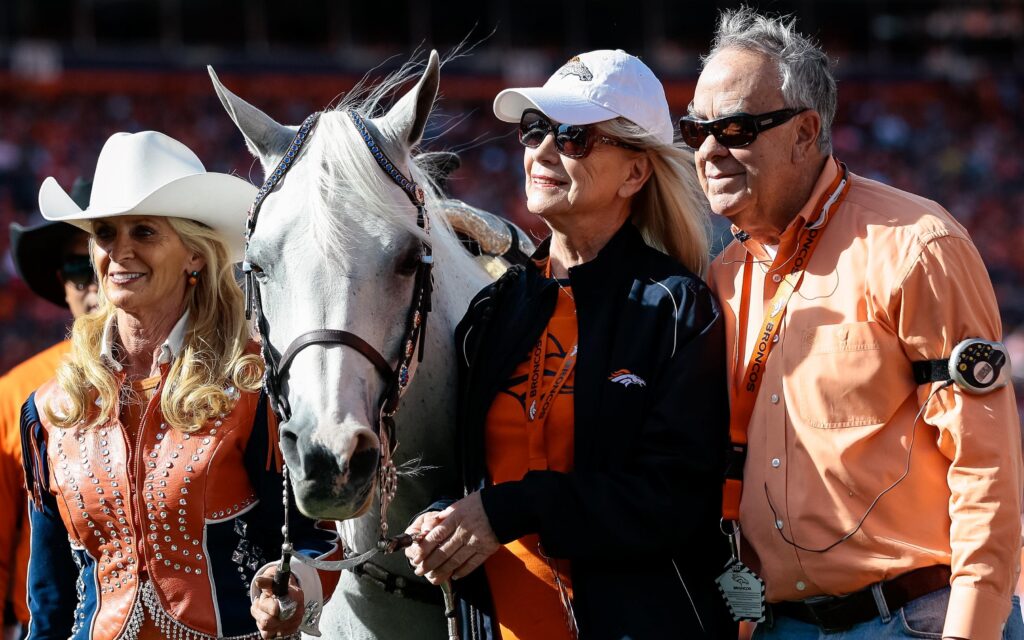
[
  {"x1": 1, "y1": 178, "x2": 94, "y2": 640},
  {"x1": 684, "y1": 8, "x2": 1024, "y2": 640}
]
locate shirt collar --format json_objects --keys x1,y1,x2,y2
[
  {"x1": 100, "y1": 310, "x2": 190, "y2": 373},
  {"x1": 730, "y1": 155, "x2": 841, "y2": 258}
]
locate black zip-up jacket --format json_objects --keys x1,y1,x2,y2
[{"x1": 441, "y1": 222, "x2": 737, "y2": 639}]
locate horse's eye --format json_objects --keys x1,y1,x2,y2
[
  {"x1": 247, "y1": 262, "x2": 267, "y2": 281},
  {"x1": 396, "y1": 247, "x2": 421, "y2": 276}
]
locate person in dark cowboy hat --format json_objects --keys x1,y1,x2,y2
[
  {"x1": 9, "y1": 178, "x2": 98, "y2": 315},
  {"x1": 0, "y1": 177, "x2": 93, "y2": 640}
]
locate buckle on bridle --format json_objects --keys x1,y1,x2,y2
[{"x1": 242, "y1": 262, "x2": 255, "y2": 320}]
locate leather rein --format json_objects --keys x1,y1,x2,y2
[{"x1": 242, "y1": 110, "x2": 434, "y2": 573}]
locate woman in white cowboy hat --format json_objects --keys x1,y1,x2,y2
[
  {"x1": 21, "y1": 131, "x2": 341, "y2": 640},
  {"x1": 405, "y1": 50, "x2": 736, "y2": 639}
]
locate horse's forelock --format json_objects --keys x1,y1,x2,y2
[{"x1": 299, "y1": 109, "x2": 464, "y2": 263}]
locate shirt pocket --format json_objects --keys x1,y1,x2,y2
[{"x1": 783, "y1": 321, "x2": 914, "y2": 429}]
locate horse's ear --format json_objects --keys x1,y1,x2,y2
[
  {"x1": 416, "y1": 151, "x2": 461, "y2": 194},
  {"x1": 381, "y1": 50, "x2": 440, "y2": 148},
  {"x1": 207, "y1": 66, "x2": 294, "y2": 169}
]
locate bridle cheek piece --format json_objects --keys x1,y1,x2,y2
[{"x1": 243, "y1": 110, "x2": 434, "y2": 545}]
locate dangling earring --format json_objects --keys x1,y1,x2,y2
[{"x1": 188, "y1": 270, "x2": 199, "y2": 286}]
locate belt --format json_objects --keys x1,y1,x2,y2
[{"x1": 768, "y1": 565, "x2": 951, "y2": 633}]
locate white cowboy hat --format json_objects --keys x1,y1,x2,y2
[{"x1": 39, "y1": 131, "x2": 256, "y2": 263}]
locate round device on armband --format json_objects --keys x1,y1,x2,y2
[{"x1": 912, "y1": 338, "x2": 1011, "y2": 394}]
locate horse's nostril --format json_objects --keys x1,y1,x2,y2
[
  {"x1": 278, "y1": 427, "x2": 297, "y2": 462},
  {"x1": 349, "y1": 448, "x2": 379, "y2": 483},
  {"x1": 280, "y1": 427, "x2": 298, "y2": 445},
  {"x1": 353, "y1": 429, "x2": 376, "y2": 455}
]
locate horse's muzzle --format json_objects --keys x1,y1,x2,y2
[{"x1": 279, "y1": 424, "x2": 380, "y2": 519}]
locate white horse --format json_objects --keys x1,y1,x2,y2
[{"x1": 210, "y1": 53, "x2": 497, "y2": 638}]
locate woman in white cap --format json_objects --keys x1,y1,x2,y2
[
  {"x1": 21, "y1": 131, "x2": 341, "y2": 640},
  {"x1": 406, "y1": 50, "x2": 736, "y2": 639}
]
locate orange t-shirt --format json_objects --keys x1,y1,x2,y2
[
  {"x1": 0, "y1": 339, "x2": 71, "y2": 625},
  {"x1": 484, "y1": 283, "x2": 577, "y2": 640}
]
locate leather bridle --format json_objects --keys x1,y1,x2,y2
[{"x1": 243, "y1": 110, "x2": 434, "y2": 546}]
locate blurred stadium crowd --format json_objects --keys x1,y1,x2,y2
[{"x1": 0, "y1": 63, "x2": 1022, "y2": 415}]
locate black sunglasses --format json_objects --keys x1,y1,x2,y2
[
  {"x1": 59, "y1": 255, "x2": 96, "y2": 290},
  {"x1": 518, "y1": 109, "x2": 641, "y2": 159},
  {"x1": 678, "y1": 108, "x2": 808, "y2": 149}
]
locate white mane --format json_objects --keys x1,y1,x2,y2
[{"x1": 301, "y1": 67, "x2": 475, "y2": 269}]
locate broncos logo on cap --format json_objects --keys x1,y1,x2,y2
[
  {"x1": 557, "y1": 56, "x2": 594, "y2": 81},
  {"x1": 608, "y1": 369, "x2": 646, "y2": 387}
]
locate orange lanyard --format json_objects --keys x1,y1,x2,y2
[
  {"x1": 722, "y1": 160, "x2": 850, "y2": 521},
  {"x1": 526, "y1": 328, "x2": 578, "y2": 423},
  {"x1": 527, "y1": 262, "x2": 579, "y2": 424}
]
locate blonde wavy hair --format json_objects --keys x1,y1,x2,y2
[
  {"x1": 597, "y1": 117, "x2": 711, "y2": 276},
  {"x1": 45, "y1": 217, "x2": 264, "y2": 433}
]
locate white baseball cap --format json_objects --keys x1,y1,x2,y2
[{"x1": 493, "y1": 49, "x2": 674, "y2": 146}]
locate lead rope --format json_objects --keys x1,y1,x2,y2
[
  {"x1": 442, "y1": 582, "x2": 459, "y2": 639},
  {"x1": 271, "y1": 464, "x2": 298, "y2": 621},
  {"x1": 278, "y1": 458, "x2": 459, "y2": 636}
]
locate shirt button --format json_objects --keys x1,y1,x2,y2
[
  {"x1": 772, "y1": 274, "x2": 782, "y2": 283},
  {"x1": 771, "y1": 458, "x2": 781, "y2": 468},
  {"x1": 775, "y1": 519, "x2": 784, "y2": 530},
  {"x1": 796, "y1": 581, "x2": 806, "y2": 591},
  {"x1": 770, "y1": 394, "x2": 780, "y2": 404}
]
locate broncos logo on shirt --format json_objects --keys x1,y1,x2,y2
[
  {"x1": 608, "y1": 369, "x2": 646, "y2": 387},
  {"x1": 497, "y1": 333, "x2": 575, "y2": 415}
]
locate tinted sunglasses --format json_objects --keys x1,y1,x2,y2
[
  {"x1": 518, "y1": 109, "x2": 641, "y2": 159},
  {"x1": 59, "y1": 255, "x2": 96, "y2": 290},
  {"x1": 678, "y1": 108, "x2": 808, "y2": 149}
]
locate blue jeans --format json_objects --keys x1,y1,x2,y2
[{"x1": 754, "y1": 588, "x2": 1024, "y2": 639}]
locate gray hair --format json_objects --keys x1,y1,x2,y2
[{"x1": 702, "y1": 7, "x2": 837, "y2": 154}]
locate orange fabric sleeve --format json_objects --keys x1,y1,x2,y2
[{"x1": 0, "y1": 340, "x2": 71, "y2": 625}]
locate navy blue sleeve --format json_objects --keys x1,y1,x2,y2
[
  {"x1": 26, "y1": 493, "x2": 79, "y2": 639},
  {"x1": 21, "y1": 395, "x2": 78, "y2": 639}
]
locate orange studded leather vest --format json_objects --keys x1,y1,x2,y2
[{"x1": 33, "y1": 369, "x2": 269, "y2": 640}]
